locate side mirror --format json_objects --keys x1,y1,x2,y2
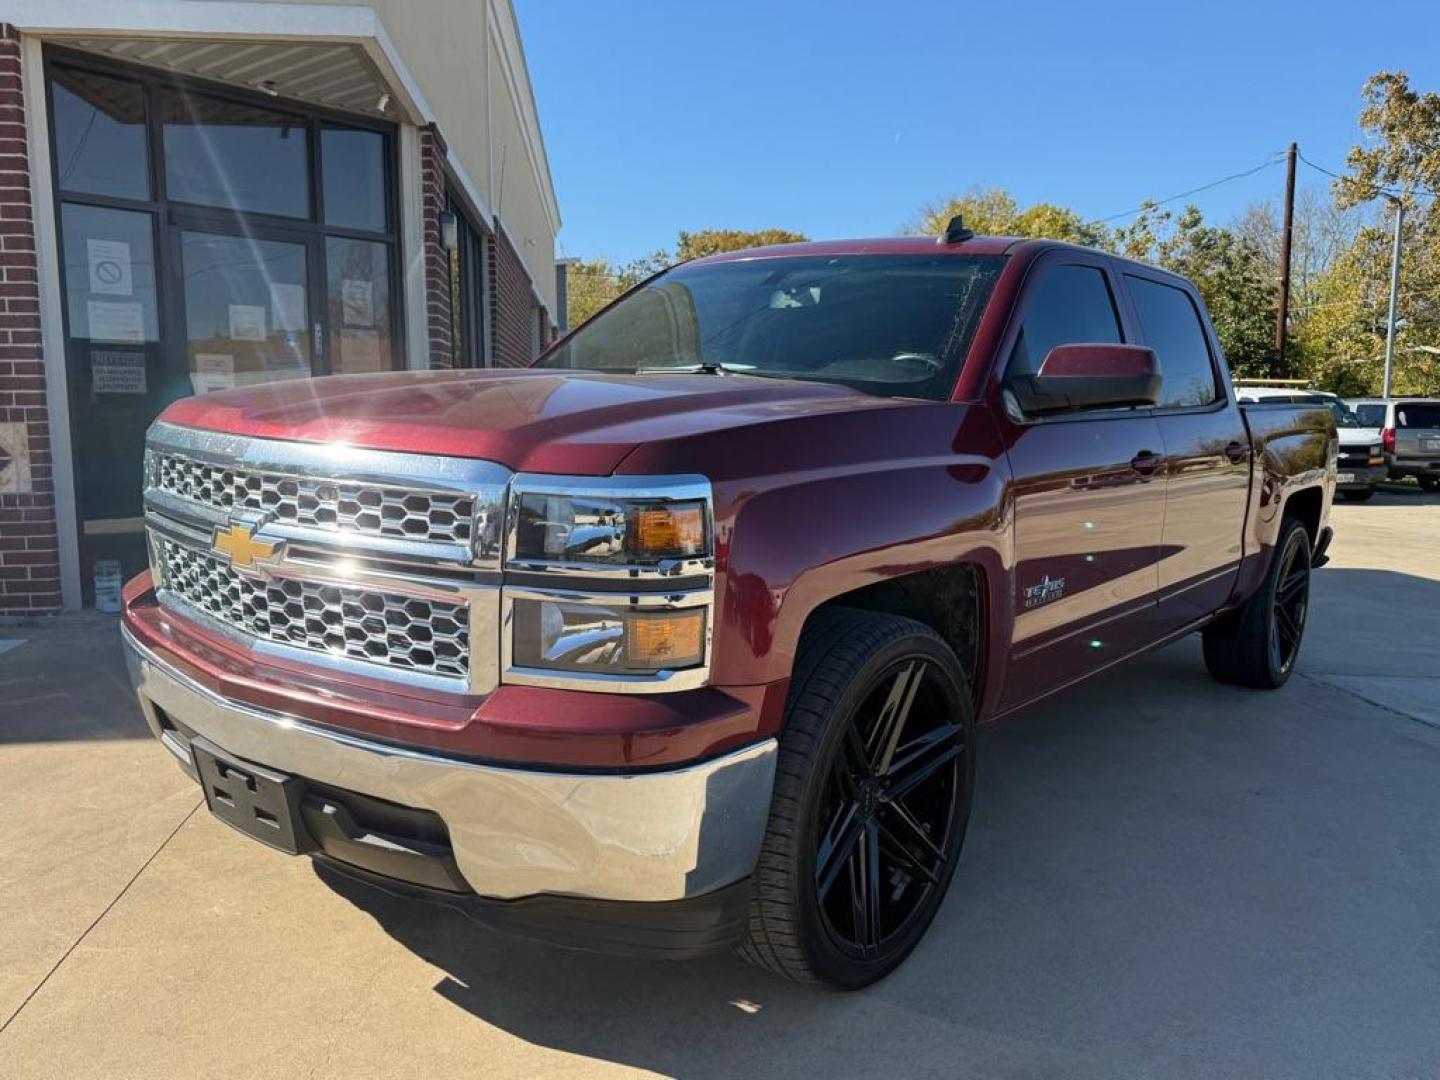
[{"x1": 1006, "y1": 343, "x2": 1160, "y2": 416}]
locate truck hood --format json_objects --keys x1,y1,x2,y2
[{"x1": 156, "y1": 368, "x2": 910, "y2": 475}]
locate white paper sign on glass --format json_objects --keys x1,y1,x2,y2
[
  {"x1": 191, "y1": 353, "x2": 236, "y2": 395},
  {"x1": 228, "y1": 304, "x2": 267, "y2": 342},
  {"x1": 87, "y1": 239, "x2": 133, "y2": 297},
  {"x1": 86, "y1": 300, "x2": 145, "y2": 343},
  {"x1": 341, "y1": 279, "x2": 374, "y2": 328},
  {"x1": 269, "y1": 283, "x2": 307, "y2": 333}
]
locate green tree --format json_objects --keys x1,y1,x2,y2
[
  {"x1": 675, "y1": 228, "x2": 809, "y2": 261},
  {"x1": 1310, "y1": 70, "x2": 1440, "y2": 395},
  {"x1": 565, "y1": 250, "x2": 669, "y2": 327},
  {"x1": 1115, "y1": 204, "x2": 1279, "y2": 378},
  {"x1": 907, "y1": 186, "x2": 1109, "y2": 246}
]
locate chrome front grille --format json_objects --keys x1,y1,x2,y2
[
  {"x1": 155, "y1": 451, "x2": 475, "y2": 545},
  {"x1": 144, "y1": 422, "x2": 509, "y2": 694},
  {"x1": 157, "y1": 538, "x2": 470, "y2": 679}
]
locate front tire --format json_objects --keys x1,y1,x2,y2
[
  {"x1": 1202, "y1": 516, "x2": 1312, "y2": 688},
  {"x1": 740, "y1": 609, "x2": 975, "y2": 989}
]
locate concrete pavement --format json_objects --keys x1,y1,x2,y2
[{"x1": 2, "y1": 488, "x2": 1438, "y2": 1079}]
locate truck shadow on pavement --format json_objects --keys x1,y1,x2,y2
[{"x1": 312, "y1": 566, "x2": 1440, "y2": 1080}]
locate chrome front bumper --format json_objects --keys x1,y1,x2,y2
[{"x1": 122, "y1": 628, "x2": 776, "y2": 903}]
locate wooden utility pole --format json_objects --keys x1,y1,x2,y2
[{"x1": 1275, "y1": 142, "x2": 1298, "y2": 373}]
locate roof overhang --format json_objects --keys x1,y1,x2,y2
[{"x1": 7, "y1": 1, "x2": 434, "y2": 125}]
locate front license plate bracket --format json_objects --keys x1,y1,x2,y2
[{"x1": 191, "y1": 736, "x2": 313, "y2": 855}]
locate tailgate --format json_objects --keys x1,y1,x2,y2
[{"x1": 1393, "y1": 402, "x2": 1440, "y2": 456}]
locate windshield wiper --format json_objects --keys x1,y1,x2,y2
[{"x1": 632, "y1": 361, "x2": 755, "y2": 375}]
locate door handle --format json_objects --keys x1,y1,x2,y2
[
  {"x1": 1130, "y1": 450, "x2": 1161, "y2": 476},
  {"x1": 1224, "y1": 441, "x2": 1250, "y2": 463}
]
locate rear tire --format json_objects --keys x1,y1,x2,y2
[
  {"x1": 1202, "y1": 516, "x2": 1312, "y2": 689},
  {"x1": 1420, "y1": 477, "x2": 1440, "y2": 493},
  {"x1": 739, "y1": 608, "x2": 975, "y2": 989},
  {"x1": 1339, "y1": 489, "x2": 1374, "y2": 502}
]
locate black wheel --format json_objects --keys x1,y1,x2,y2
[
  {"x1": 1202, "y1": 516, "x2": 1312, "y2": 689},
  {"x1": 1339, "y1": 489, "x2": 1374, "y2": 502},
  {"x1": 740, "y1": 608, "x2": 975, "y2": 989},
  {"x1": 1420, "y1": 477, "x2": 1440, "y2": 493}
]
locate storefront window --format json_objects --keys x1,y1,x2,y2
[
  {"x1": 160, "y1": 89, "x2": 310, "y2": 218},
  {"x1": 323, "y1": 127, "x2": 387, "y2": 231},
  {"x1": 50, "y1": 67, "x2": 150, "y2": 201},
  {"x1": 46, "y1": 49, "x2": 402, "y2": 600}
]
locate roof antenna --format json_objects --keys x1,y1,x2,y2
[{"x1": 940, "y1": 214, "x2": 974, "y2": 244}]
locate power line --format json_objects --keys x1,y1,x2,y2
[
  {"x1": 1296, "y1": 150, "x2": 1439, "y2": 201},
  {"x1": 1095, "y1": 152, "x2": 1287, "y2": 224}
]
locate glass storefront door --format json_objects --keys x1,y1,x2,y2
[{"x1": 178, "y1": 226, "x2": 315, "y2": 392}]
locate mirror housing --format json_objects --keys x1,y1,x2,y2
[{"x1": 1006, "y1": 343, "x2": 1160, "y2": 416}]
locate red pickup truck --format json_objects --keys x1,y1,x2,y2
[{"x1": 122, "y1": 231, "x2": 1336, "y2": 989}]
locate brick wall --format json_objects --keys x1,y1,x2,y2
[
  {"x1": 0, "y1": 25, "x2": 60, "y2": 615},
  {"x1": 420, "y1": 124, "x2": 453, "y2": 370},
  {"x1": 491, "y1": 227, "x2": 535, "y2": 367}
]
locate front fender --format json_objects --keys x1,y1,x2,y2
[{"x1": 710, "y1": 460, "x2": 1008, "y2": 689}]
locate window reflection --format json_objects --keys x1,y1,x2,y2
[
  {"x1": 322, "y1": 128, "x2": 386, "y2": 231},
  {"x1": 51, "y1": 67, "x2": 149, "y2": 201},
  {"x1": 161, "y1": 90, "x2": 309, "y2": 218}
]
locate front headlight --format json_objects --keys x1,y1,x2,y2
[
  {"x1": 510, "y1": 490, "x2": 708, "y2": 567},
  {"x1": 502, "y1": 475, "x2": 714, "y2": 690},
  {"x1": 511, "y1": 596, "x2": 706, "y2": 675}
]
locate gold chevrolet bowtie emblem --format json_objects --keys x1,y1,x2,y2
[{"x1": 212, "y1": 521, "x2": 282, "y2": 569}]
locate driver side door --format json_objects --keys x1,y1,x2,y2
[{"x1": 996, "y1": 254, "x2": 1167, "y2": 712}]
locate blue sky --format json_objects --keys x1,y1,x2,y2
[{"x1": 515, "y1": 0, "x2": 1440, "y2": 263}]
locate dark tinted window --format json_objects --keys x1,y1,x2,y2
[
  {"x1": 322, "y1": 127, "x2": 386, "y2": 231},
  {"x1": 1007, "y1": 265, "x2": 1121, "y2": 378},
  {"x1": 1395, "y1": 402, "x2": 1440, "y2": 428},
  {"x1": 51, "y1": 67, "x2": 149, "y2": 200},
  {"x1": 161, "y1": 90, "x2": 309, "y2": 218},
  {"x1": 541, "y1": 254, "x2": 1003, "y2": 401},
  {"x1": 1127, "y1": 276, "x2": 1219, "y2": 408},
  {"x1": 1352, "y1": 403, "x2": 1385, "y2": 426}
]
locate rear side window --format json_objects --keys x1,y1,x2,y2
[
  {"x1": 1396, "y1": 402, "x2": 1440, "y2": 428},
  {"x1": 1007, "y1": 265, "x2": 1122, "y2": 378},
  {"x1": 1353, "y1": 403, "x2": 1385, "y2": 426},
  {"x1": 1127, "y1": 276, "x2": 1219, "y2": 409}
]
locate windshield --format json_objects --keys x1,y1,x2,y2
[
  {"x1": 540, "y1": 254, "x2": 1004, "y2": 400},
  {"x1": 1352, "y1": 402, "x2": 1385, "y2": 427},
  {"x1": 1325, "y1": 400, "x2": 1361, "y2": 428}
]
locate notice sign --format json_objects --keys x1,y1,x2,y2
[
  {"x1": 228, "y1": 304, "x2": 267, "y2": 342},
  {"x1": 87, "y1": 239, "x2": 133, "y2": 296},
  {"x1": 91, "y1": 349, "x2": 147, "y2": 394},
  {"x1": 86, "y1": 300, "x2": 144, "y2": 343},
  {"x1": 341, "y1": 279, "x2": 374, "y2": 328},
  {"x1": 269, "y1": 282, "x2": 306, "y2": 334},
  {"x1": 191, "y1": 353, "x2": 235, "y2": 395}
]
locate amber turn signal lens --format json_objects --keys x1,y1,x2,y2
[
  {"x1": 630, "y1": 504, "x2": 706, "y2": 559},
  {"x1": 625, "y1": 610, "x2": 704, "y2": 668}
]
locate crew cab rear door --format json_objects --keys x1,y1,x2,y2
[
  {"x1": 1120, "y1": 271, "x2": 1250, "y2": 630},
  {"x1": 995, "y1": 252, "x2": 1166, "y2": 712}
]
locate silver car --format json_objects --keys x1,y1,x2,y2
[{"x1": 1348, "y1": 398, "x2": 1440, "y2": 492}]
